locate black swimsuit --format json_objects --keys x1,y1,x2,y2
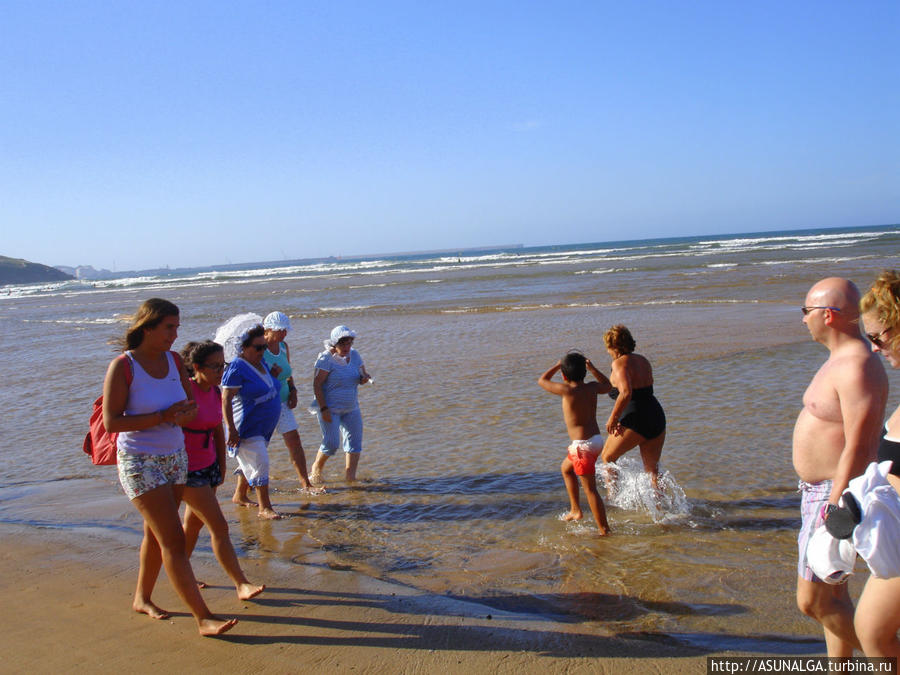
[
  {"x1": 608, "y1": 385, "x2": 666, "y2": 440},
  {"x1": 878, "y1": 432, "x2": 900, "y2": 478}
]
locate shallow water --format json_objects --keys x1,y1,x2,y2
[{"x1": 1, "y1": 225, "x2": 898, "y2": 652}]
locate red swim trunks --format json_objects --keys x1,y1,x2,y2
[{"x1": 567, "y1": 435, "x2": 603, "y2": 476}]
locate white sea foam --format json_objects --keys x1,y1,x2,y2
[
  {"x1": 642, "y1": 298, "x2": 759, "y2": 306},
  {"x1": 22, "y1": 317, "x2": 123, "y2": 325},
  {"x1": 694, "y1": 229, "x2": 888, "y2": 249},
  {"x1": 600, "y1": 456, "x2": 690, "y2": 522},
  {"x1": 757, "y1": 256, "x2": 860, "y2": 266},
  {"x1": 318, "y1": 305, "x2": 373, "y2": 312},
  {"x1": 5, "y1": 226, "x2": 894, "y2": 301}
]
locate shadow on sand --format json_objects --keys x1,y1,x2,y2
[{"x1": 212, "y1": 586, "x2": 819, "y2": 657}]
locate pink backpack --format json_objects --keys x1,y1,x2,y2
[{"x1": 82, "y1": 354, "x2": 133, "y2": 465}]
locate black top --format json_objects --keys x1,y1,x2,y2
[
  {"x1": 878, "y1": 434, "x2": 900, "y2": 477},
  {"x1": 609, "y1": 385, "x2": 654, "y2": 401}
]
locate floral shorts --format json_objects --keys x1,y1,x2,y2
[{"x1": 117, "y1": 448, "x2": 188, "y2": 500}]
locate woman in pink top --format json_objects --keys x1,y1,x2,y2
[
  {"x1": 102, "y1": 298, "x2": 236, "y2": 636},
  {"x1": 179, "y1": 341, "x2": 264, "y2": 601}
]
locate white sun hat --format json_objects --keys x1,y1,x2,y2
[
  {"x1": 263, "y1": 311, "x2": 292, "y2": 332},
  {"x1": 325, "y1": 325, "x2": 357, "y2": 349}
]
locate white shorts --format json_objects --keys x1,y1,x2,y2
[
  {"x1": 230, "y1": 435, "x2": 270, "y2": 487},
  {"x1": 275, "y1": 401, "x2": 298, "y2": 435}
]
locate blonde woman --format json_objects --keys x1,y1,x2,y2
[
  {"x1": 855, "y1": 270, "x2": 900, "y2": 657},
  {"x1": 600, "y1": 324, "x2": 666, "y2": 492}
]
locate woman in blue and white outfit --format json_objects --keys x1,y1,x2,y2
[
  {"x1": 309, "y1": 325, "x2": 372, "y2": 485},
  {"x1": 219, "y1": 320, "x2": 282, "y2": 519}
]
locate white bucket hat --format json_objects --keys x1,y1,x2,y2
[
  {"x1": 263, "y1": 311, "x2": 291, "y2": 332},
  {"x1": 325, "y1": 325, "x2": 357, "y2": 349}
]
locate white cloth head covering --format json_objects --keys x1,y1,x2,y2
[
  {"x1": 263, "y1": 311, "x2": 291, "y2": 332},
  {"x1": 324, "y1": 325, "x2": 357, "y2": 350},
  {"x1": 807, "y1": 525, "x2": 857, "y2": 584},
  {"x1": 214, "y1": 312, "x2": 263, "y2": 363}
]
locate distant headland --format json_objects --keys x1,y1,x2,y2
[{"x1": 0, "y1": 256, "x2": 74, "y2": 285}]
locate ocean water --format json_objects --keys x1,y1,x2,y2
[{"x1": 2, "y1": 223, "x2": 899, "y2": 652}]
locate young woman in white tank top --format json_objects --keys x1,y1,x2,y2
[{"x1": 102, "y1": 298, "x2": 237, "y2": 637}]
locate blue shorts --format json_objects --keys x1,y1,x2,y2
[
  {"x1": 185, "y1": 460, "x2": 223, "y2": 488},
  {"x1": 318, "y1": 408, "x2": 363, "y2": 456}
]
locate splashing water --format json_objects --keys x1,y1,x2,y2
[{"x1": 601, "y1": 456, "x2": 690, "y2": 522}]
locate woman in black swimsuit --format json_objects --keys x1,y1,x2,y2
[
  {"x1": 600, "y1": 325, "x2": 666, "y2": 493},
  {"x1": 855, "y1": 269, "x2": 900, "y2": 657}
]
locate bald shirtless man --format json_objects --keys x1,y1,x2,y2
[{"x1": 793, "y1": 277, "x2": 887, "y2": 656}]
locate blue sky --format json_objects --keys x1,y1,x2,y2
[{"x1": 2, "y1": 1, "x2": 898, "y2": 271}]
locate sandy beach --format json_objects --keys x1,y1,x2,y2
[
  {"x1": 0, "y1": 521, "x2": 725, "y2": 674},
  {"x1": 6, "y1": 229, "x2": 900, "y2": 672}
]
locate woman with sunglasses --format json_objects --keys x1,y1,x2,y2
[
  {"x1": 220, "y1": 322, "x2": 283, "y2": 519},
  {"x1": 309, "y1": 325, "x2": 372, "y2": 486},
  {"x1": 177, "y1": 340, "x2": 265, "y2": 600},
  {"x1": 103, "y1": 298, "x2": 236, "y2": 636},
  {"x1": 854, "y1": 269, "x2": 900, "y2": 657}
]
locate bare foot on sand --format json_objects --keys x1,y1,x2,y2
[
  {"x1": 199, "y1": 617, "x2": 238, "y2": 637},
  {"x1": 563, "y1": 510, "x2": 583, "y2": 522},
  {"x1": 258, "y1": 508, "x2": 282, "y2": 520},
  {"x1": 300, "y1": 484, "x2": 326, "y2": 495},
  {"x1": 133, "y1": 598, "x2": 170, "y2": 620},
  {"x1": 309, "y1": 469, "x2": 324, "y2": 487},
  {"x1": 237, "y1": 583, "x2": 265, "y2": 601},
  {"x1": 232, "y1": 495, "x2": 258, "y2": 507}
]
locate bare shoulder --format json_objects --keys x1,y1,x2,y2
[
  {"x1": 105, "y1": 353, "x2": 128, "y2": 379},
  {"x1": 828, "y1": 344, "x2": 888, "y2": 392},
  {"x1": 630, "y1": 352, "x2": 652, "y2": 369},
  {"x1": 576, "y1": 381, "x2": 600, "y2": 397},
  {"x1": 585, "y1": 380, "x2": 607, "y2": 394}
]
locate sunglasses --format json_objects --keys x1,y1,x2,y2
[
  {"x1": 866, "y1": 328, "x2": 891, "y2": 349},
  {"x1": 202, "y1": 362, "x2": 225, "y2": 372},
  {"x1": 250, "y1": 343, "x2": 266, "y2": 352},
  {"x1": 336, "y1": 337, "x2": 354, "y2": 345},
  {"x1": 800, "y1": 306, "x2": 841, "y2": 316}
]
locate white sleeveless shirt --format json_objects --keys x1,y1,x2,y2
[{"x1": 117, "y1": 351, "x2": 187, "y2": 456}]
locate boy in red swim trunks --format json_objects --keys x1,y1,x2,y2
[{"x1": 538, "y1": 352, "x2": 612, "y2": 535}]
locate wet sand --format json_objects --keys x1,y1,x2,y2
[{"x1": 1, "y1": 520, "x2": 735, "y2": 673}]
